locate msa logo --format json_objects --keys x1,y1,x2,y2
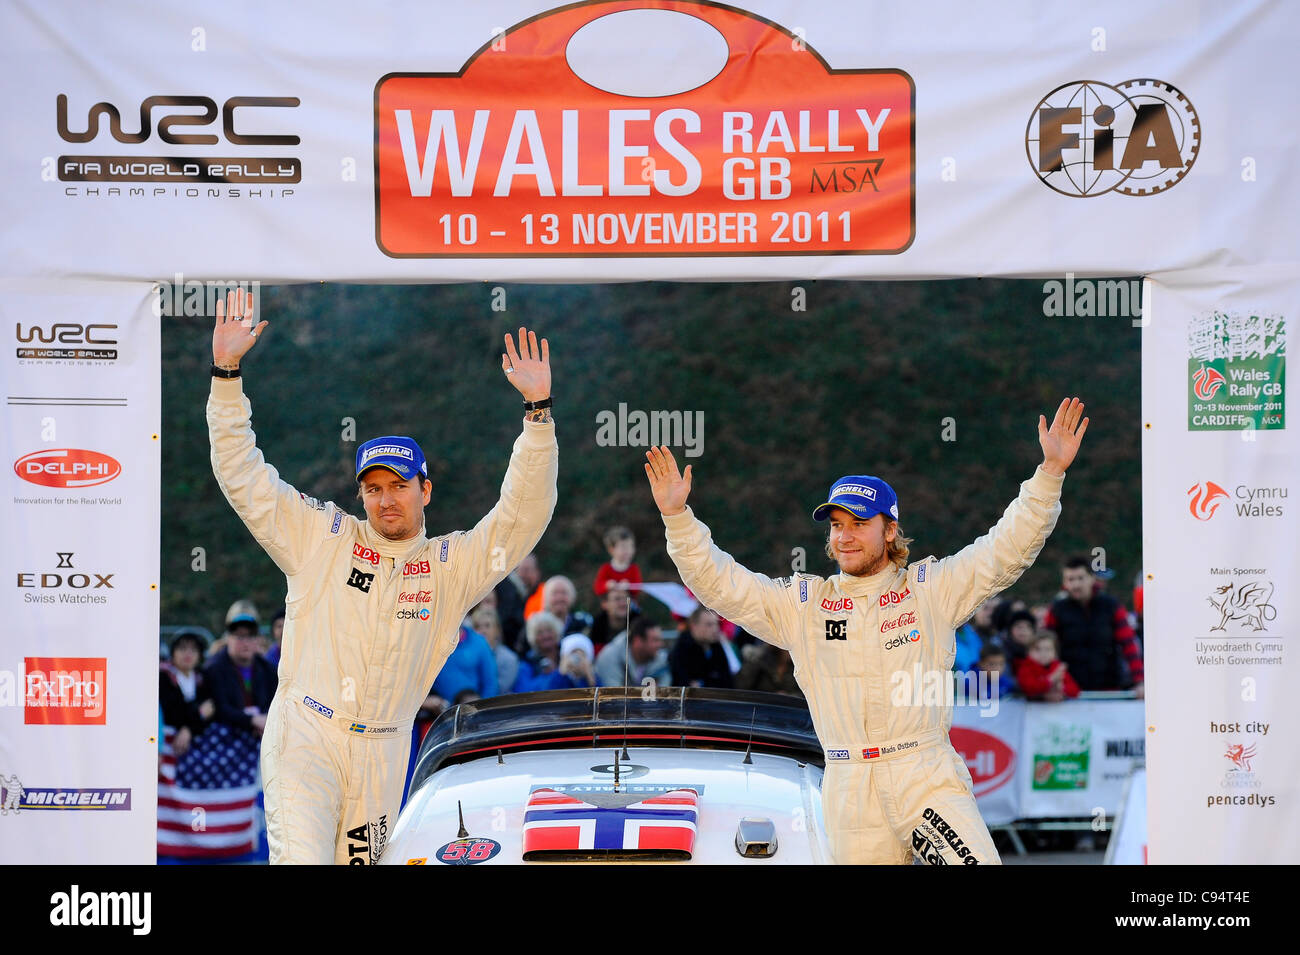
[
  {"x1": 1026, "y1": 78, "x2": 1199, "y2": 197},
  {"x1": 824, "y1": 619, "x2": 847, "y2": 641},
  {"x1": 57, "y1": 94, "x2": 300, "y2": 145},
  {"x1": 346, "y1": 569, "x2": 375, "y2": 593}
]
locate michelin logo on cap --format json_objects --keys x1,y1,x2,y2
[
  {"x1": 811, "y1": 474, "x2": 900, "y2": 523},
  {"x1": 355, "y1": 436, "x2": 428, "y2": 481}
]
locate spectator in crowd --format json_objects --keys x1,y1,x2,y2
[
  {"x1": 432, "y1": 622, "x2": 500, "y2": 702},
  {"x1": 588, "y1": 585, "x2": 638, "y2": 653},
  {"x1": 595, "y1": 616, "x2": 671, "y2": 687},
  {"x1": 515, "y1": 612, "x2": 594, "y2": 691},
  {"x1": 953, "y1": 615, "x2": 983, "y2": 675},
  {"x1": 203, "y1": 603, "x2": 277, "y2": 737},
  {"x1": 520, "y1": 554, "x2": 547, "y2": 619},
  {"x1": 991, "y1": 596, "x2": 1029, "y2": 637},
  {"x1": 471, "y1": 602, "x2": 518, "y2": 696},
  {"x1": 1045, "y1": 557, "x2": 1144, "y2": 696},
  {"x1": 993, "y1": 609, "x2": 1039, "y2": 667},
  {"x1": 558, "y1": 634, "x2": 596, "y2": 688},
  {"x1": 975, "y1": 644, "x2": 1016, "y2": 700},
  {"x1": 159, "y1": 629, "x2": 216, "y2": 757},
  {"x1": 970, "y1": 598, "x2": 999, "y2": 642},
  {"x1": 1014, "y1": 630, "x2": 1080, "y2": 702},
  {"x1": 736, "y1": 642, "x2": 803, "y2": 697},
  {"x1": 594, "y1": 525, "x2": 642, "y2": 596},
  {"x1": 497, "y1": 552, "x2": 540, "y2": 650},
  {"x1": 670, "y1": 607, "x2": 735, "y2": 689},
  {"x1": 540, "y1": 575, "x2": 591, "y2": 638},
  {"x1": 265, "y1": 608, "x2": 286, "y2": 667}
]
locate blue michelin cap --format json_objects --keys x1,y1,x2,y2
[
  {"x1": 355, "y1": 436, "x2": 428, "y2": 482},
  {"x1": 812, "y1": 475, "x2": 899, "y2": 522}
]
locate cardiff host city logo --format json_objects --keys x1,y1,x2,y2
[{"x1": 1026, "y1": 78, "x2": 1199, "y2": 197}]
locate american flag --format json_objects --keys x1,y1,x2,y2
[
  {"x1": 157, "y1": 722, "x2": 262, "y2": 860},
  {"x1": 523, "y1": 787, "x2": 699, "y2": 856}
]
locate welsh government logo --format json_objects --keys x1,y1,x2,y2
[
  {"x1": 1192, "y1": 364, "x2": 1225, "y2": 400},
  {"x1": 1026, "y1": 78, "x2": 1198, "y2": 197},
  {"x1": 1188, "y1": 312, "x2": 1286, "y2": 431},
  {"x1": 1208, "y1": 580, "x2": 1277, "y2": 632},
  {"x1": 1187, "y1": 481, "x2": 1228, "y2": 521}
]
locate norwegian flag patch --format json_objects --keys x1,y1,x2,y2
[{"x1": 522, "y1": 786, "x2": 700, "y2": 858}]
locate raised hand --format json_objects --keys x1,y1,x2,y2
[
  {"x1": 501, "y1": 326, "x2": 550, "y2": 402},
  {"x1": 1038, "y1": 397, "x2": 1089, "y2": 476},
  {"x1": 212, "y1": 287, "x2": 268, "y2": 368},
  {"x1": 644, "y1": 445, "x2": 693, "y2": 517}
]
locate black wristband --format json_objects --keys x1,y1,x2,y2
[
  {"x1": 211, "y1": 364, "x2": 241, "y2": 379},
  {"x1": 522, "y1": 396, "x2": 552, "y2": 411}
]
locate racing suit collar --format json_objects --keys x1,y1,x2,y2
[
  {"x1": 834, "y1": 563, "x2": 904, "y2": 599},
  {"x1": 358, "y1": 517, "x2": 428, "y2": 560}
]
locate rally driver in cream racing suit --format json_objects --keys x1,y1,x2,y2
[
  {"x1": 645, "y1": 398, "x2": 1089, "y2": 865},
  {"x1": 207, "y1": 289, "x2": 557, "y2": 864}
]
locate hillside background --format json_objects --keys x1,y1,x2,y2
[{"x1": 161, "y1": 279, "x2": 1142, "y2": 634}]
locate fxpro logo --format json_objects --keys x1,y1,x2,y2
[
  {"x1": 15, "y1": 322, "x2": 118, "y2": 364},
  {"x1": 1026, "y1": 79, "x2": 1199, "y2": 197},
  {"x1": 24, "y1": 657, "x2": 107, "y2": 725},
  {"x1": 55, "y1": 92, "x2": 301, "y2": 195}
]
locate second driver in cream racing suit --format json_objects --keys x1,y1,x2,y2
[{"x1": 645, "y1": 398, "x2": 1089, "y2": 865}]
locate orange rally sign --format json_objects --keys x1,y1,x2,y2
[{"x1": 374, "y1": 0, "x2": 914, "y2": 257}]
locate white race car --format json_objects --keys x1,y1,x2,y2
[{"x1": 382, "y1": 687, "x2": 831, "y2": 864}]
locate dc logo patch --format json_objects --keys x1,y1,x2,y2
[
  {"x1": 799, "y1": 580, "x2": 808, "y2": 603},
  {"x1": 917, "y1": 564, "x2": 927, "y2": 583},
  {"x1": 347, "y1": 568, "x2": 375, "y2": 593},
  {"x1": 825, "y1": 619, "x2": 847, "y2": 641},
  {"x1": 439, "y1": 539, "x2": 449, "y2": 563}
]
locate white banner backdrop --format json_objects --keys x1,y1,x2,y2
[
  {"x1": 0, "y1": 278, "x2": 160, "y2": 864},
  {"x1": 1142, "y1": 269, "x2": 1296, "y2": 864},
  {"x1": 0, "y1": 0, "x2": 1295, "y2": 863}
]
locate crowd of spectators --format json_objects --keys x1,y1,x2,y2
[{"x1": 161, "y1": 526, "x2": 1143, "y2": 846}]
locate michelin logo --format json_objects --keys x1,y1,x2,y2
[
  {"x1": 304, "y1": 696, "x2": 333, "y2": 718},
  {"x1": 826, "y1": 749, "x2": 850, "y2": 760},
  {"x1": 362, "y1": 445, "x2": 413, "y2": 462},
  {"x1": 835, "y1": 484, "x2": 877, "y2": 499}
]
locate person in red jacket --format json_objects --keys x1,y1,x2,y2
[
  {"x1": 594, "y1": 525, "x2": 642, "y2": 596},
  {"x1": 1015, "y1": 631, "x2": 1080, "y2": 701}
]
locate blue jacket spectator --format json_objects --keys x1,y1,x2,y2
[{"x1": 432, "y1": 626, "x2": 499, "y2": 701}]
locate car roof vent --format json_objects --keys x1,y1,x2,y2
[{"x1": 735, "y1": 817, "x2": 778, "y2": 858}]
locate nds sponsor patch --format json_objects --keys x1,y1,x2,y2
[{"x1": 374, "y1": 2, "x2": 914, "y2": 258}]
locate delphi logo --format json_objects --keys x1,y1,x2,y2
[
  {"x1": 1026, "y1": 79, "x2": 1199, "y2": 197},
  {"x1": 14, "y1": 449, "x2": 121, "y2": 489},
  {"x1": 1186, "y1": 481, "x2": 1228, "y2": 521}
]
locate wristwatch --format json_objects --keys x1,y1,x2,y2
[{"x1": 211, "y1": 364, "x2": 241, "y2": 378}]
